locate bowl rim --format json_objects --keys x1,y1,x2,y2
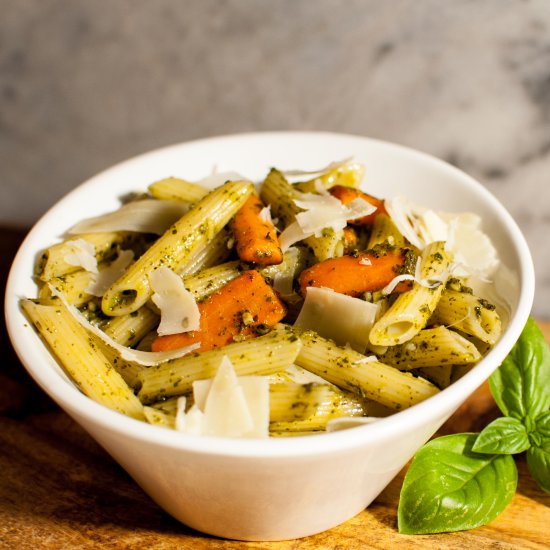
[{"x1": 4, "y1": 130, "x2": 535, "y2": 458}]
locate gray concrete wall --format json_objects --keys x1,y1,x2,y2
[{"x1": 2, "y1": 0, "x2": 549, "y2": 317}]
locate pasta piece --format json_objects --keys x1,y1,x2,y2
[
  {"x1": 148, "y1": 176, "x2": 208, "y2": 203},
  {"x1": 182, "y1": 260, "x2": 243, "y2": 301},
  {"x1": 37, "y1": 232, "x2": 136, "y2": 281},
  {"x1": 22, "y1": 300, "x2": 144, "y2": 419},
  {"x1": 102, "y1": 180, "x2": 253, "y2": 316},
  {"x1": 143, "y1": 406, "x2": 176, "y2": 429},
  {"x1": 138, "y1": 326, "x2": 302, "y2": 404},
  {"x1": 369, "y1": 241, "x2": 452, "y2": 346},
  {"x1": 269, "y1": 382, "x2": 367, "y2": 428},
  {"x1": 176, "y1": 227, "x2": 233, "y2": 277},
  {"x1": 430, "y1": 287, "x2": 502, "y2": 345},
  {"x1": 102, "y1": 305, "x2": 159, "y2": 346},
  {"x1": 296, "y1": 330, "x2": 439, "y2": 411},
  {"x1": 379, "y1": 326, "x2": 481, "y2": 370},
  {"x1": 415, "y1": 365, "x2": 453, "y2": 390},
  {"x1": 44, "y1": 270, "x2": 95, "y2": 307},
  {"x1": 367, "y1": 213, "x2": 406, "y2": 249}
]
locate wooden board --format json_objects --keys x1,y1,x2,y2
[{"x1": 1, "y1": 228, "x2": 548, "y2": 549}]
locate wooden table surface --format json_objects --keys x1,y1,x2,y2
[{"x1": 1, "y1": 227, "x2": 549, "y2": 549}]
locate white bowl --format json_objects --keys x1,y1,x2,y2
[{"x1": 5, "y1": 132, "x2": 535, "y2": 541}]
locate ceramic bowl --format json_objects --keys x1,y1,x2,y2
[{"x1": 4, "y1": 132, "x2": 535, "y2": 541}]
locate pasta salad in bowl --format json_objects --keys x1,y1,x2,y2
[{"x1": 5, "y1": 132, "x2": 534, "y2": 540}]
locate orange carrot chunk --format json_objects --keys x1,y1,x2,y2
[
  {"x1": 231, "y1": 193, "x2": 283, "y2": 265},
  {"x1": 329, "y1": 185, "x2": 386, "y2": 225},
  {"x1": 152, "y1": 270, "x2": 286, "y2": 353},
  {"x1": 298, "y1": 250, "x2": 412, "y2": 298}
]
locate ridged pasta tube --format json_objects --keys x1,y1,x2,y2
[
  {"x1": 102, "y1": 180, "x2": 253, "y2": 316},
  {"x1": 148, "y1": 176, "x2": 209, "y2": 203},
  {"x1": 369, "y1": 241, "x2": 452, "y2": 346},
  {"x1": 137, "y1": 326, "x2": 302, "y2": 404},
  {"x1": 431, "y1": 288, "x2": 502, "y2": 345},
  {"x1": 296, "y1": 330, "x2": 439, "y2": 411},
  {"x1": 379, "y1": 326, "x2": 481, "y2": 370},
  {"x1": 22, "y1": 300, "x2": 144, "y2": 419}
]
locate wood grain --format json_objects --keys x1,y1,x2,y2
[{"x1": 1, "y1": 228, "x2": 548, "y2": 549}]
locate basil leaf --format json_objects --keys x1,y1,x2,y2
[
  {"x1": 398, "y1": 433, "x2": 517, "y2": 534},
  {"x1": 534, "y1": 410, "x2": 550, "y2": 437},
  {"x1": 472, "y1": 417, "x2": 530, "y2": 454},
  {"x1": 526, "y1": 439, "x2": 550, "y2": 495},
  {"x1": 489, "y1": 317, "x2": 550, "y2": 420}
]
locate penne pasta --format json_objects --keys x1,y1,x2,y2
[
  {"x1": 22, "y1": 299, "x2": 144, "y2": 419},
  {"x1": 379, "y1": 326, "x2": 481, "y2": 370},
  {"x1": 137, "y1": 326, "x2": 302, "y2": 404},
  {"x1": 369, "y1": 241, "x2": 452, "y2": 346},
  {"x1": 102, "y1": 180, "x2": 253, "y2": 316},
  {"x1": 431, "y1": 286, "x2": 502, "y2": 345},
  {"x1": 367, "y1": 213, "x2": 406, "y2": 249},
  {"x1": 295, "y1": 330, "x2": 439, "y2": 411},
  {"x1": 148, "y1": 176, "x2": 209, "y2": 203},
  {"x1": 37, "y1": 232, "x2": 136, "y2": 281},
  {"x1": 102, "y1": 305, "x2": 160, "y2": 347}
]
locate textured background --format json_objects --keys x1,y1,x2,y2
[{"x1": 2, "y1": 0, "x2": 549, "y2": 317}]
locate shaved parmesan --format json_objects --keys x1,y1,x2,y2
[
  {"x1": 279, "y1": 191, "x2": 375, "y2": 251},
  {"x1": 446, "y1": 215, "x2": 499, "y2": 277},
  {"x1": 294, "y1": 287, "x2": 380, "y2": 353},
  {"x1": 258, "y1": 205, "x2": 273, "y2": 224},
  {"x1": 149, "y1": 266, "x2": 200, "y2": 336},
  {"x1": 385, "y1": 196, "x2": 499, "y2": 278},
  {"x1": 68, "y1": 200, "x2": 190, "y2": 235},
  {"x1": 281, "y1": 157, "x2": 352, "y2": 178},
  {"x1": 178, "y1": 356, "x2": 269, "y2": 438},
  {"x1": 197, "y1": 171, "x2": 245, "y2": 189},
  {"x1": 64, "y1": 239, "x2": 98, "y2": 274},
  {"x1": 86, "y1": 250, "x2": 134, "y2": 297},
  {"x1": 48, "y1": 284, "x2": 199, "y2": 365}
]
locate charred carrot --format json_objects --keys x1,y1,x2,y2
[
  {"x1": 298, "y1": 248, "x2": 415, "y2": 297},
  {"x1": 231, "y1": 193, "x2": 283, "y2": 265},
  {"x1": 152, "y1": 270, "x2": 286, "y2": 353},
  {"x1": 329, "y1": 185, "x2": 386, "y2": 225}
]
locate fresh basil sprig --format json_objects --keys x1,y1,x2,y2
[{"x1": 398, "y1": 317, "x2": 550, "y2": 535}]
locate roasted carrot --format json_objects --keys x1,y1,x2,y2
[
  {"x1": 329, "y1": 185, "x2": 386, "y2": 225},
  {"x1": 231, "y1": 193, "x2": 283, "y2": 265},
  {"x1": 298, "y1": 248, "x2": 415, "y2": 297},
  {"x1": 343, "y1": 226, "x2": 359, "y2": 254},
  {"x1": 152, "y1": 270, "x2": 286, "y2": 353}
]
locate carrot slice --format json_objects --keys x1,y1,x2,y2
[
  {"x1": 343, "y1": 226, "x2": 359, "y2": 254},
  {"x1": 298, "y1": 249, "x2": 413, "y2": 297},
  {"x1": 329, "y1": 185, "x2": 386, "y2": 225},
  {"x1": 152, "y1": 270, "x2": 286, "y2": 353},
  {"x1": 231, "y1": 193, "x2": 283, "y2": 265}
]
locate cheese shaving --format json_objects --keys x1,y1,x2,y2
[
  {"x1": 64, "y1": 239, "x2": 99, "y2": 274},
  {"x1": 294, "y1": 287, "x2": 380, "y2": 353},
  {"x1": 281, "y1": 157, "x2": 352, "y2": 178},
  {"x1": 149, "y1": 266, "x2": 201, "y2": 336},
  {"x1": 258, "y1": 205, "x2": 273, "y2": 224},
  {"x1": 48, "y1": 284, "x2": 199, "y2": 366},
  {"x1": 68, "y1": 200, "x2": 189, "y2": 235},
  {"x1": 86, "y1": 250, "x2": 134, "y2": 297},
  {"x1": 176, "y1": 356, "x2": 269, "y2": 438},
  {"x1": 279, "y1": 191, "x2": 375, "y2": 251},
  {"x1": 197, "y1": 171, "x2": 245, "y2": 189}
]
